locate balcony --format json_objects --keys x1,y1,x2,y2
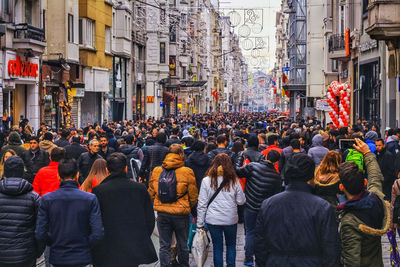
[
  {"x1": 328, "y1": 34, "x2": 349, "y2": 61},
  {"x1": 365, "y1": 0, "x2": 400, "y2": 41},
  {"x1": 13, "y1": 23, "x2": 46, "y2": 53}
]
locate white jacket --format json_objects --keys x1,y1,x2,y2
[{"x1": 197, "y1": 176, "x2": 246, "y2": 227}]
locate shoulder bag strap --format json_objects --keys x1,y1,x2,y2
[
  {"x1": 396, "y1": 180, "x2": 400, "y2": 191},
  {"x1": 207, "y1": 182, "x2": 224, "y2": 208}
]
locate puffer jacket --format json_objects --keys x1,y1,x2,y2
[
  {"x1": 148, "y1": 153, "x2": 198, "y2": 215},
  {"x1": 236, "y1": 160, "x2": 281, "y2": 212},
  {"x1": 0, "y1": 132, "x2": 26, "y2": 158},
  {"x1": 307, "y1": 134, "x2": 329, "y2": 167},
  {"x1": 0, "y1": 177, "x2": 42, "y2": 264},
  {"x1": 197, "y1": 171, "x2": 245, "y2": 227},
  {"x1": 39, "y1": 140, "x2": 57, "y2": 154},
  {"x1": 339, "y1": 153, "x2": 390, "y2": 267},
  {"x1": 234, "y1": 147, "x2": 264, "y2": 168},
  {"x1": 208, "y1": 147, "x2": 233, "y2": 162},
  {"x1": 139, "y1": 143, "x2": 168, "y2": 178}
]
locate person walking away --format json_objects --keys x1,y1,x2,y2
[
  {"x1": 54, "y1": 129, "x2": 70, "y2": 147},
  {"x1": 0, "y1": 131, "x2": 26, "y2": 158},
  {"x1": 312, "y1": 151, "x2": 342, "y2": 207},
  {"x1": 65, "y1": 135, "x2": 88, "y2": 161},
  {"x1": 185, "y1": 141, "x2": 210, "y2": 189},
  {"x1": 35, "y1": 158, "x2": 104, "y2": 267},
  {"x1": 0, "y1": 149, "x2": 16, "y2": 178},
  {"x1": 235, "y1": 135, "x2": 264, "y2": 168},
  {"x1": 279, "y1": 139, "x2": 304, "y2": 185},
  {"x1": 98, "y1": 135, "x2": 115, "y2": 159},
  {"x1": 33, "y1": 147, "x2": 66, "y2": 196},
  {"x1": 77, "y1": 139, "x2": 102, "y2": 184},
  {"x1": 92, "y1": 153, "x2": 157, "y2": 267},
  {"x1": 197, "y1": 153, "x2": 245, "y2": 267},
  {"x1": 255, "y1": 153, "x2": 341, "y2": 267},
  {"x1": 118, "y1": 134, "x2": 143, "y2": 180},
  {"x1": 80, "y1": 158, "x2": 108, "y2": 193},
  {"x1": 139, "y1": 132, "x2": 169, "y2": 184},
  {"x1": 39, "y1": 132, "x2": 57, "y2": 154},
  {"x1": 386, "y1": 128, "x2": 400, "y2": 156},
  {"x1": 208, "y1": 134, "x2": 233, "y2": 162},
  {"x1": 22, "y1": 136, "x2": 50, "y2": 183},
  {"x1": 338, "y1": 138, "x2": 390, "y2": 267},
  {"x1": 375, "y1": 138, "x2": 396, "y2": 201},
  {"x1": 261, "y1": 134, "x2": 282, "y2": 172},
  {"x1": 0, "y1": 156, "x2": 43, "y2": 267},
  {"x1": 236, "y1": 150, "x2": 281, "y2": 266},
  {"x1": 148, "y1": 144, "x2": 198, "y2": 267},
  {"x1": 365, "y1": 130, "x2": 378, "y2": 153},
  {"x1": 307, "y1": 134, "x2": 329, "y2": 167},
  {"x1": 166, "y1": 127, "x2": 181, "y2": 147}
]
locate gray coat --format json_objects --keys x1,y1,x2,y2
[{"x1": 308, "y1": 134, "x2": 329, "y2": 167}]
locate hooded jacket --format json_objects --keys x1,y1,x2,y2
[
  {"x1": 0, "y1": 132, "x2": 26, "y2": 158},
  {"x1": 236, "y1": 160, "x2": 281, "y2": 212},
  {"x1": 39, "y1": 140, "x2": 57, "y2": 154},
  {"x1": 148, "y1": 153, "x2": 198, "y2": 215},
  {"x1": 307, "y1": 134, "x2": 329, "y2": 167},
  {"x1": 313, "y1": 171, "x2": 340, "y2": 207},
  {"x1": 185, "y1": 151, "x2": 210, "y2": 189},
  {"x1": 0, "y1": 177, "x2": 42, "y2": 264},
  {"x1": 386, "y1": 136, "x2": 400, "y2": 156},
  {"x1": 339, "y1": 153, "x2": 390, "y2": 267}
]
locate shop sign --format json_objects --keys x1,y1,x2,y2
[
  {"x1": 147, "y1": 96, "x2": 154, "y2": 103},
  {"x1": 315, "y1": 99, "x2": 331, "y2": 111},
  {"x1": 340, "y1": 69, "x2": 348, "y2": 79},
  {"x1": 75, "y1": 88, "x2": 85, "y2": 97},
  {"x1": 5, "y1": 52, "x2": 39, "y2": 82},
  {"x1": 169, "y1": 56, "x2": 176, "y2": 76},
  {"x1": 360, "y1": 39, "x2": 378, "y2": 53}
]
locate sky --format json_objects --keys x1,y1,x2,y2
[{"x1": 219, "y1": 0, "x2": 280, "y2": 73}]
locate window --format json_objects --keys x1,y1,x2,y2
[
  {"x1": 180, "y1": 13, "x2": 187, "y2": 28},
  {"x1": 68, "y1": 14, "x2": 74, "y2": 43},
  {"x1": 169, "y1": 25, "x2": 176, "y2": 42},
  {"x1": 182, "y1": 66, "x2": 186, "y2": 79},
  {"x1": 105, "y1": 26, "x2": 111, "y2": 52},
  {"x1": 332, "y1": 59, "x2": 338, "y2": 72},
  {"x1": 128, "y1": 16, "x2": 131, "y2": 37},
  {"x1": 362, "y1": 0, "x2": 369, "y2": 16},
  {"x1": 160, "y1": 42, "x2": 166, "y2": 63},
  {"x1": 78, "y1": 18, "x2": 95, "y2": 48},
  {"x1": 112, "y1": 12, "x2": 116, "y2": 37},
  {"x1": 25, "y1": 0, "x2": 32, "y2": 24},
  {"x1": 169, "y1": 0, "x2": 176, "y2": 7}
]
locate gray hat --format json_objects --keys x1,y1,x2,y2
[{"x1": 365, "y1": 131, "x2": 378, "y2": 141}]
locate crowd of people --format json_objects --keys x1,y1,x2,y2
[{"x1": 0, "y1": 113, "x2": 399, "y2": 267}]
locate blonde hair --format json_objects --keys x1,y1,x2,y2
[
  {"x1": 168, "y1": 144, "x2": 184, "y2": 155},
  {"x1": 81, "y1": 159, "x2": 108, "y2": 192},
  {"x1": 0, "y1": 149, "x2": 17, "y2": 178},
  {"x1": 316, "y1": 151, "x2": 342, "y2": 176}
]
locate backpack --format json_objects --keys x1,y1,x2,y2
[
  {"x1": 393, "y1": 181, "x2": 400, "y2": 224},
  {"x1": 129, "y1": 158, "x2": 142, "y2": 182},
  {"x1": 158, "y1": 167, "x2": 180, "y2": 203},
  {"x1": 345, "y1": 149, "x2": 364, "y2": 172}
]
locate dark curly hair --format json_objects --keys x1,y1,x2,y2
[{"x1": 206, "y1": 153, "x2": 238, "y2": 192}]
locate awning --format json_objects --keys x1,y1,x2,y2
[
  {"x1": 179, "y1": 81, "x2": 207, "y2": 87},
  {"x1": 163, "y1": 91, "x2": 175, "y2": 103},
  {"x1": 283, "y1": 84, "x2": 306, "y2": 91}
]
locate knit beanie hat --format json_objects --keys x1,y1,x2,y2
[
  {"x1": 284, "y1": 153, "x2": 315, "y2": 182},
  {"x1": 365, "y1": 131, "x2": 378, "y2": 141}
]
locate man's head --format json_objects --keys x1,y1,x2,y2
[
  {"x1": 267, "y1": 150, "x2": 280, "y2": 164},
  {"x1": 247, "y1": 135, "x2": 259, "y2": 148},
  {"x1": 171, "y1": 127, "x2": 179, "y2": 136},
  {"x1": 284, "y1": 153, "x2": 315, "y2": 182},
  {"x1": 339, "y1": 127, "x2": 349, "y2": 137},
  {"x1": 216, "y1": 134, "x2": 227, "y2": 148},
  {"x1": 124, "y1": 134, "x2": 135, "y2": 145},
  {"x1": 156, "y1": 132, "x2": 167, "y2": 144},
  {"x1": 58, "y1": 158, "x2": 78, "y2": 181},
  {"x1": 106, "y1": 152, "x2": 127, "y2": 174},
  {"x1": 43, "y1": 132, "x2": 53, "y2": 142},
  {"x1": 29, "y1": 136, "x2": 40, "y2": 151},
  {"x1": 60, "y1": 129, "x2": 70, "y2": 139},
  {"x1": 71, "y1": 135, "x2": 81, "y2": 144},
  {"x1": 290, "y1": 139, "x2": 301, "y2": 151},
  {"x1": 365, "y1": 131, "x2": 378, "y2": 141},
  {"x1": 339, "y1": 161, "x2": 365, "y2": 197},
  {"x1": 267, "y1": 134, "x2": 279, "y2": 146},
  {"x1": 4, "y1": 156, "x2": 24, "y2": 178},
  {"x1": 99, "y1": 135, "x2": 109, "y2": 148},
  {"x1": 89, "y1": 139, "x2": 100, "y2": 154},
  {"x1": 191, "y1": 141, "x2": 206, "y2": 152},
  {"x1": 375, "y1": 138, "x2": 385, "y2": 153},
  {"x1": 50, "y1": 147, "x2": 66, "y2": 162}
]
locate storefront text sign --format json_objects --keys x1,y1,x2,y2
[{"x1": 4, "y1": 51, "x2": 39, "y2": 82}]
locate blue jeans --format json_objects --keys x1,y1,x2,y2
[
  {"x1": 244, "y1": 208, "x2": 258, "y2": 262},
  {"x1": 207, "y1": 224, "x2": 237, "y2": 267}
]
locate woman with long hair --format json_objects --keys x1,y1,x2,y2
[
  {"x1": 197, "y1": 153, "x2": 245, "y2": 267},
  {"x1": 313, "y1": 151, "x2": 342, "y2": 206},
  {"x1": 80, "y1": 158, "x2": 108, "y2": 193},
  {"x1": 0, "y1": 149, "x2": 16, "y2": 178}
]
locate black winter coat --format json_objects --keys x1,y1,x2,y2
[
  {"x1": 376, "y1": 148, "x2": 396, "y2": 201},
  {"x1": 92, "y1": 173, "x2": 157, "y2": 267},
  {"x1": 185, "y1": 151, "x2": 210, "y2": 189},
  {"x1": 98, "y1": 147, "x2": 115, "y2": 160},
  {"x1": 207, "y1": 147, "x2": 233, "y2": 162},
  {"x1": 54, "y1": 138, "x2": 70, "y2": 148},
  {"x1": 255, "y1": 182, "x2": 341, "y2": 267},
  {"x1": 65, "y1": 143, "x2": 88, "y2": 161},
  {"x1": 78, "y1": 152, "x2": 103, "y2": 184},
  {"x1": 165, "y1": 136, "x2": 181, "y2": 147},
  {"x1": 236, "y1": 160, "x2": 281, "y2": 212},
  {"x1": 234, "y1": 147, "x2": 264, "y2": 168},
  {"x1": 119, "y1": 145, "x2": 141, "y2": 179},
  {"x1": 22, "y1": 149, "x2": 50, "y2": 183},
  {"x1": 0, "y1": 177, "x2": 43, "y2": 264},
  {"x1": 139, "y1": 143, "x2": 168, "y2": 178}
]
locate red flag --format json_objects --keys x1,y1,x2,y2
[
  {"x1": 285, "y1": 90, "x2": 290, "y2": 98},
  {"x1": 212, "y1": 89, "x2": 218, "y2": 101},
  {"x1": 282, "y1": 73, "x2": 288, "y2": 84}
]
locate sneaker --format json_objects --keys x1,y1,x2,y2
[{"x1": 243, "y1": 261, "x2": 254, "y2": 266}]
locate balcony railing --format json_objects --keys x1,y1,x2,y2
[
  {"x1": 14, "y1": 23, "x2": 45, "y2": 42},
  {"x1": 328, "y1": 34, "x2": 345, "y2": 52}
]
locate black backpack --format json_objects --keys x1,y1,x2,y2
[
  {"x1": 393, "y1": 180, "x2": 400, "y2": 224},
  {"x1": 158, "y1": 167, "x2": 180, "y2": 203}
]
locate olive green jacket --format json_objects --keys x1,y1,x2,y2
[{"x1": 339, "y1": 152, "x2": 390, "y2": 267}]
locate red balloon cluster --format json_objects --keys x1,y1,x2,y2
[{"x1": 327, "y1": 81, "x2": 350, "y2": 128}]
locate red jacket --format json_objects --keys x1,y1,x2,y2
[
  {"x1": 262, "y1": 145, "x2": 282, "y2": 173},
  {"x1": 33, "y1": 161, "x2": 60, "y2": 196}
]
